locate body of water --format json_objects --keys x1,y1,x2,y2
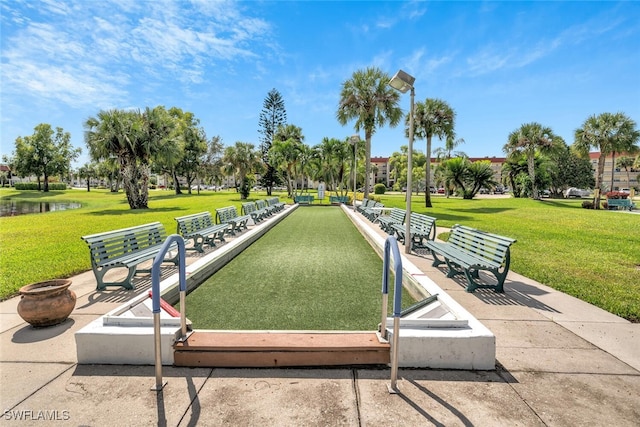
[{"x1": 0, "y1": 200, "x2": 82, "y2": 217}]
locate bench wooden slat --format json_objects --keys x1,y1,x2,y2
[
  {"x1": 375, "y1": 208, "x2": 406, "y2": 234},
  {"x1": 425, "y1": 224, "x2": 516, "y2": 293},
  {"x1": 175, "y1": 211, "x2": 229, "y2": 253},
  {"x1": 81, "y1": 222, "x2": 179, "y2": 290},
  {"x1": 215, "y1": 206, "x2": 251, "y2": 235},
  {"x1": 392, "y1": 212, "x2": 437, "y2": 250}
]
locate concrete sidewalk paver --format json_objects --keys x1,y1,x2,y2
[{"x1": 357, "y1": 369, "x2": 546, "y2": 426}]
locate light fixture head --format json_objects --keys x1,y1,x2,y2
[
  {"x1": 388, "y1": 69, "x2": 415, "y2": 93},
  {"x1": 349, "y1": 135, "x2": 361, "y2": 145}
]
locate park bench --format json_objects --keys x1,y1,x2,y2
[
  {"x1": 606, "y1": 198, "x2": 635, "y2": 211},
  {"x1": 242, "y1": 201, "x2": 268, "y2": 224},
  {"x1": 375, "y1": 207, "x2": 406, "y2": 234},
  {"x1": 81, "y1": 222, "x2": 179, "y2": 290},
  {"x1": 256, "y1": 199, "x2": 275, "y2": 217},
  {"x1": 329, "y1": 195, "x2": 349, "y2": 204},
  {"x1": 175, "y1": 211, "x2": 229, "y2": 253},
  {"x1": 215, "y1": 206, "x2": 251, "y2": 236},
  {"x1": 267, "y1": 197, "x2": 285, "y2": 212},
  {"x1": 356, "y1": 198, "x2": 372, "y2": 213},
  {"x1": 362, "y1": 201, "x2": 385, "y2": 222},
  {"x1": 294, "y1": 195, "x2": 315, "y2": 204},
  {"x1": 425, "y1": 225, "x2": 516, "y2": 293},
  {"x1": 392, "y1": 212, "x2": 437, "y2": 250}
]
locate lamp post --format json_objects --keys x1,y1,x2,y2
[
  {"x1": 350, "y1": 135, "x2": 360, "y2": 209},
  {"x1": 389, "y1": 70, "x2": 416, "y2": 254}
]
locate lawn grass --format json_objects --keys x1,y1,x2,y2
[
  {"x1": 183, "y1": 207, "x2": 414, "y2": 330},
  {"x1": 0, "y1": 188, "x2": 638, "y2": 322}
]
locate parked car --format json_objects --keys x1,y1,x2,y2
[{"x1": 563, "y1": 188, "x2": 591, "y2": 198}]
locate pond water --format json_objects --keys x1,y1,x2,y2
[{"x1": 0, "y1": 199, "x2": 82, "y2": 217}]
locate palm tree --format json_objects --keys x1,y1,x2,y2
[
  {"x1": 411, "y1": 98, "x2": 456, "y2": 207},
  {"x1": 336, "y1": 67, "x2": 403, "y2": 199},
  {"x1": 222, "y1": 142, "x2": 261, "y2": 199},
  {"x1": 617, "y1": 156, "x2": 637, "y2": 190},
  {"x1": 573, "y1": 112, "x2": 640, "y2": 208},
  {"x1": 85, "y1": 109, "x2": 150, "y2": 209},
  {"x1": 269, "y1": 124, "x2": 305, "y2": 198},
  {"x1": 504, "y1": 122, "x2": 560, "y2": 200}
]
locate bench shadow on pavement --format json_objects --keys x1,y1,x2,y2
[{"x1": 414, "y1": 250, "x2": 561, "y2": 314}]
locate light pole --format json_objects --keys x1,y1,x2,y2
[
  {"x1": 350, "y1": 135, "x2": 360, "y2": 209},
  {"x1": 389, "y1": 70, "x2": 415, "y2": 254}
]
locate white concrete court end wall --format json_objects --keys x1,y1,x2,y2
[{"x1": 345, "y1": 205, "x2": 496, "y2": 370}]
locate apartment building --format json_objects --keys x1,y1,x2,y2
[{"x1": 368, "y1": 152, "x2": 638, "y2": 191}]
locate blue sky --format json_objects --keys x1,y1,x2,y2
[{"x1": 1, "y1": 0, "x2": 639, "y2": 167}]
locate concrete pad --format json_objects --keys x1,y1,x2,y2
[
  {"x1": 189, "y1": 368, "x2": 358, "y2": 425},
  {"x1": 557, "y1": 321, "x2": 640, "y2": 371},
  {"x1": 482, "y1": 319, "x2": 595, "y2": 349},
  {"x1": 1, "y1": 314, "x2": 95, "y2": 363},
  {"x1": 6, "y1": 365, "x2": 211, "y2": 426},
  {"x1": 497, "y1": 347, "x2": 639, "y2": 375},
  {"x1": 357, "y1": 369, "x2": 545, "y2": 426},
  {"x1": 511, "y1": 371, "x2": 640, "y2": 427},
  {"x1": 0, "y1": 362, "x2": 75, "y2": 410},
  {"x1": 441, "y1": 290, "x2": 552, "y2": 322}
]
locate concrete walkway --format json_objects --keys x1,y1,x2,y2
[{"x1": 1, "y1": 208, "x2": 639, "y2": 426}]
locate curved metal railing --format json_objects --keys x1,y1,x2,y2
[
  {"x1": 150, "y1": 234, "x2": 187, "y2": 391},
  {"x1": 381, "y1": 235, "x2": 403, "y2": 392}
]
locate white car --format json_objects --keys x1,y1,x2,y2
[{"x1": 563, "y1": 188, "x2": 591, "y2": 198}]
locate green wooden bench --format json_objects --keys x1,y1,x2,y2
[
  {"x1": 242, "y1": 201, "x2": 265, "y2": 224},
  {"x1": 362, "y1": 201, "x2": 384, "y2": 222},
  {"x1": 175, "y1": 211, "x2": 229, "y2": 253},
  {"x1": 425, "y1": 225, "x2": 516, "y2": 293},
  {"x1": 392, "y1": 212, "x2": 437, "y2": 250},
  {"x1": 375, "y1": 207, "x2": 406, "y2": 234},
  {"x1": 266, "y1": 197, "x2": 285, "y2": 212},
  {"x1": 215, "y1": 206, "x2": 251, "y2": 236},
  {"x1": 256, "y1": 199, "x2": 275, "y2": 217},
  {"x1": 294, "y1": 195, "x2": 314, "y2": 204},
  {"x1": 329, "y1": 195, "x2": 349, "y2": 204},
  {"x1": 606, "y1": 198, "x2": 635, "y2": 211},
  {"x1": 81, "y1": 222, "x2": 179, "y2": 290},
  {"x1": 356, "y1": 198, "x2": 372, "y2": 213}
]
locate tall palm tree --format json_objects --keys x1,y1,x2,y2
[
  {"x1": 574, "y1": 112, "x2": 640, "y2": 208},
  {"x1": 411, "y1": 98, "x2": 456, "y2": 207},
  {"x1": 504, "y1": 122, "x2": 560, "y2": 200},
  {"x1": 336, "y1": 67, "x2": 403, "y2": 199}
]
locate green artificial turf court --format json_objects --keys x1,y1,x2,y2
[{"x1": 182, "y1": 206, "x2": 416, "y2": 330}]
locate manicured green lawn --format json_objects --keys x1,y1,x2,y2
[
  {"x1": 0, "y1": 188, "x2": 638, "y2": 322},
  {"x1": 183, "y1": 207, "x2": 413, "y2": 330}
]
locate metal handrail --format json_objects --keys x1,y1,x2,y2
[
  {"x1": 150, "y1": 234, "x2": 187, "y2": 391},
  {"x1": 381, "y1": 235, "x2": 403, "y2": 393}
]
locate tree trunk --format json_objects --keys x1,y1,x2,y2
[
  {"x1": 424, "y1": 136, "x2": 433, "y2": 207},
  {"x1": 609, "y1": 152, "x2": 616, "y2": 192},
  {"x1": 173, "y1": 170, "x2": 182, "y2": 195},
  {"x1": 528, "y1": 155, "x2": 538, "y2": 199},
  {"x1": 592, "y1": 155, "x2": 606, "y2": 209},
  {"x1": 364, "y1": 132, "x2": 372, "y2": 200}
]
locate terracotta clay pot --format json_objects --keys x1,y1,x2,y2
[{"x1": 17, "y1": 279, "x2": 76, "y2": 327}]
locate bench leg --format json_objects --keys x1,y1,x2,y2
[{"x1": 94, "y1": 265, "x2": 136, "y2": 291}]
